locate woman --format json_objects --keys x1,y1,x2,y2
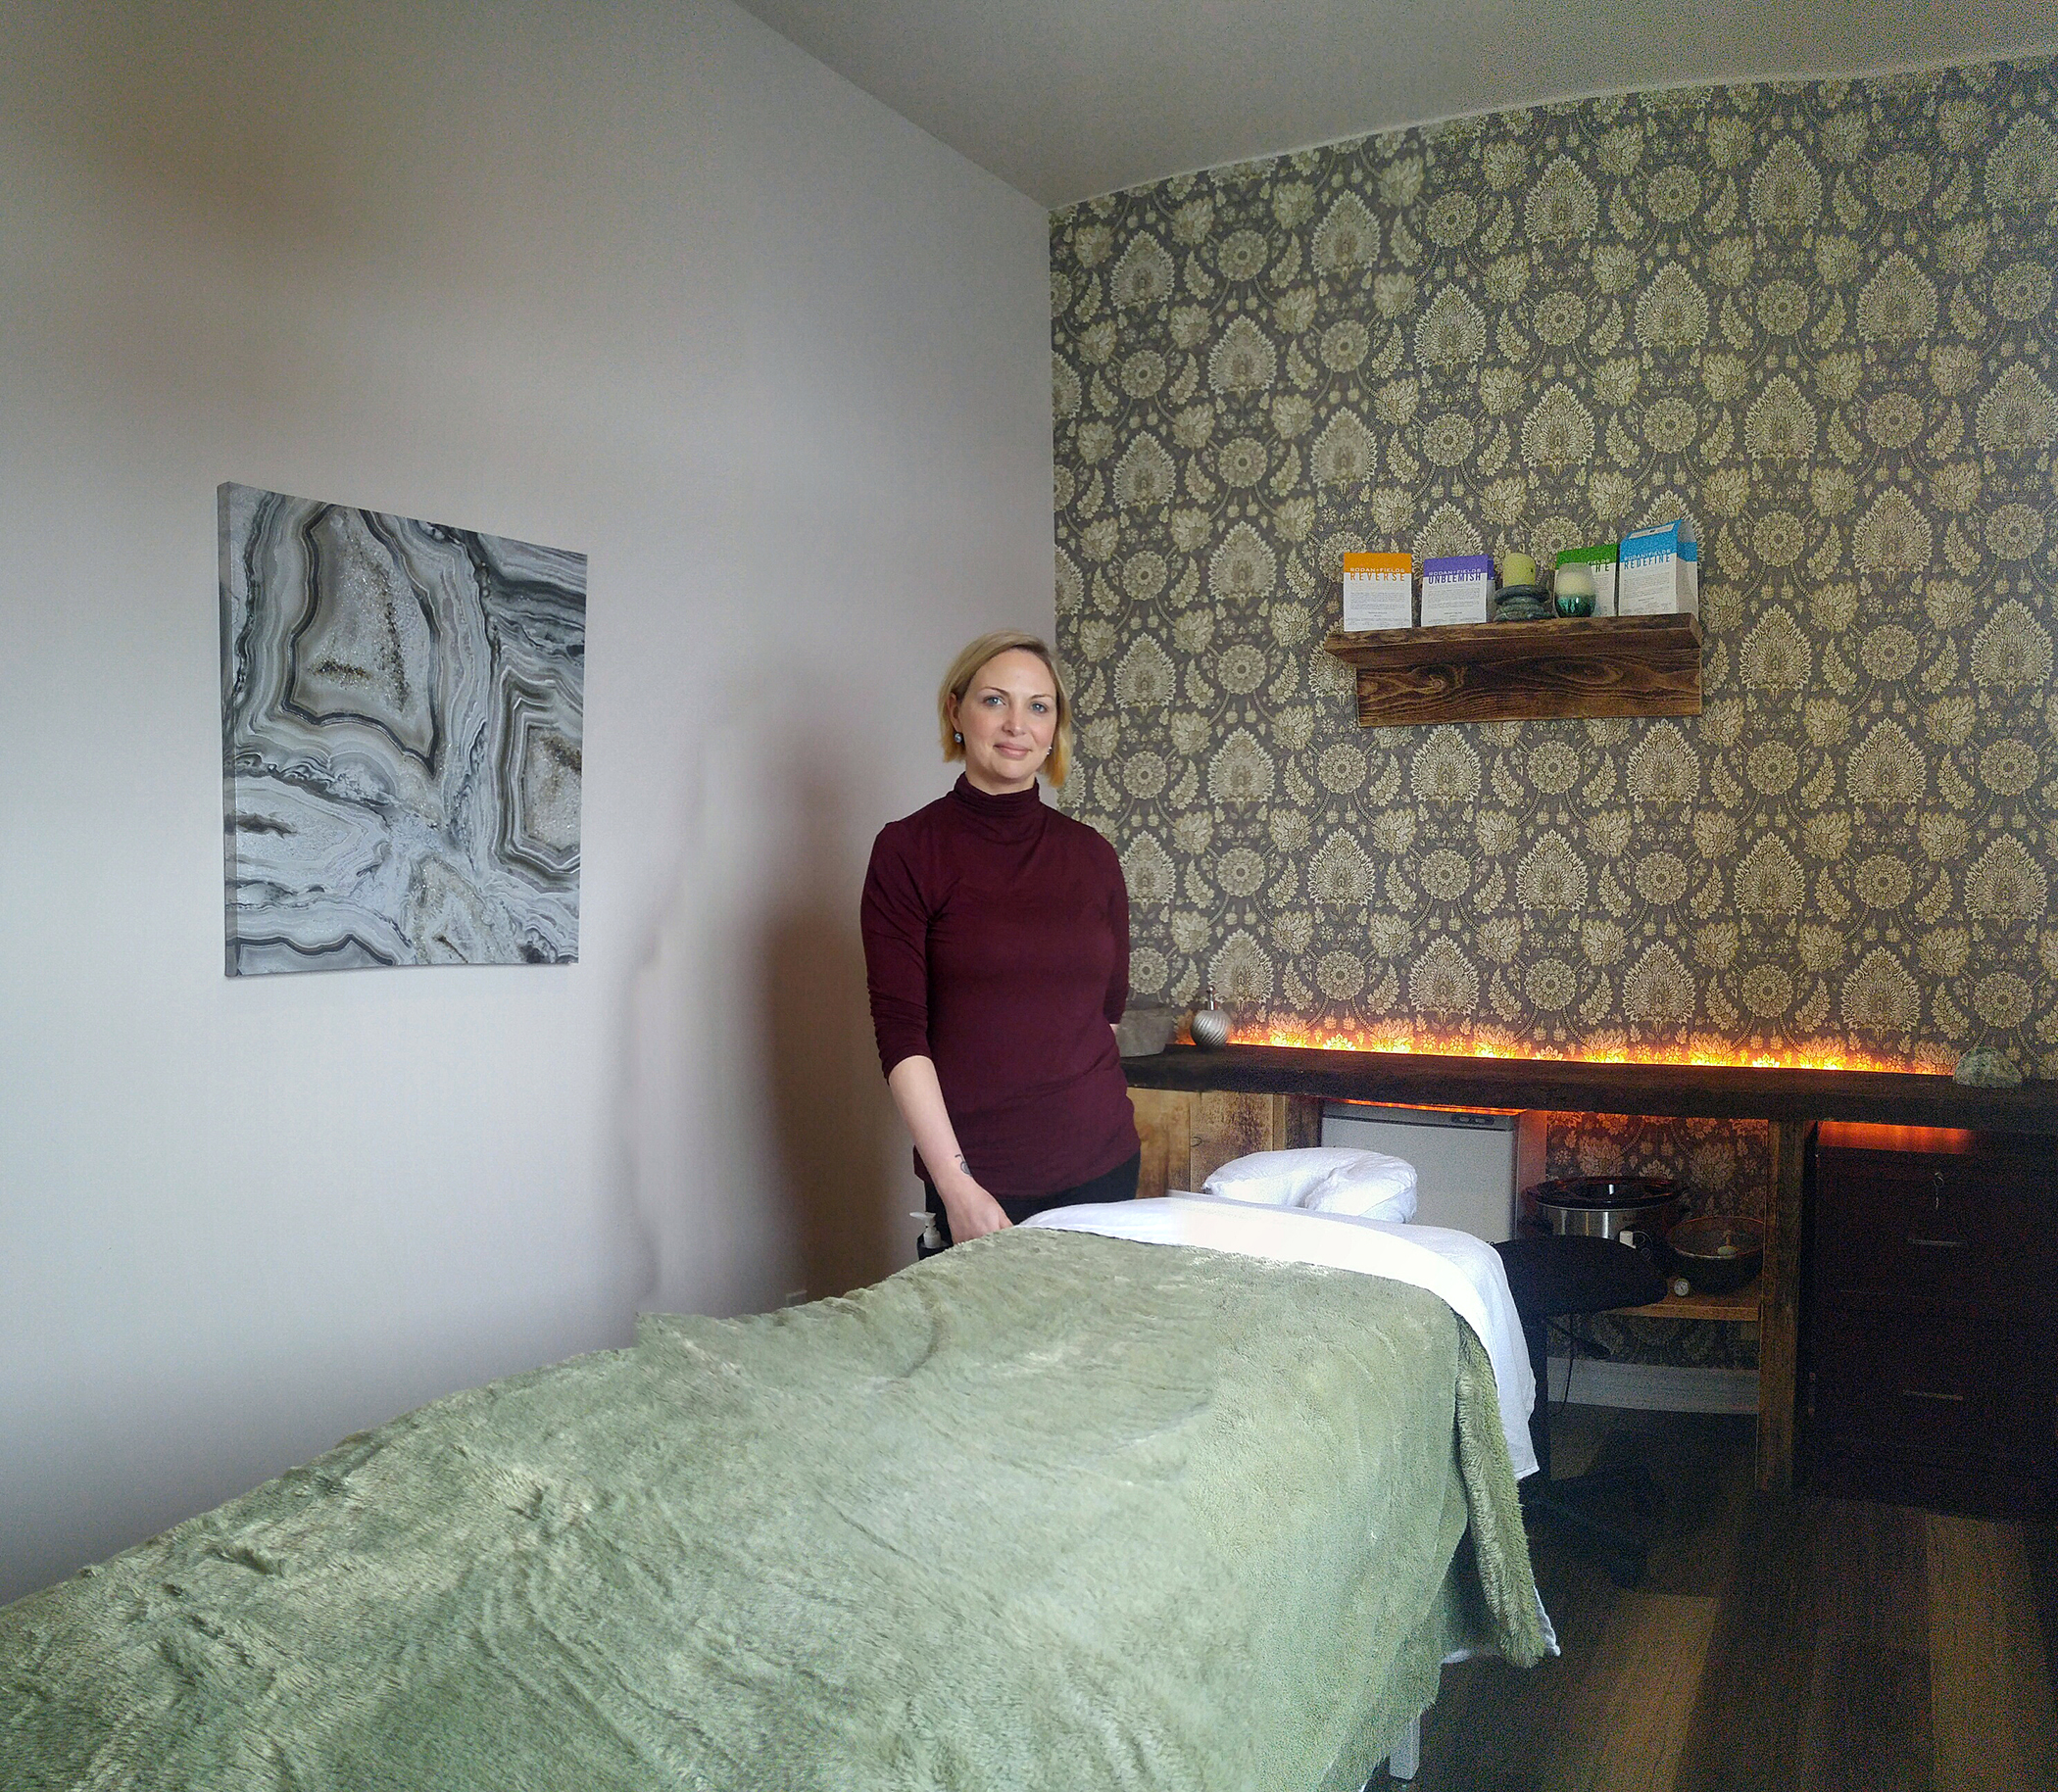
[{"x1": 861, "y1": 631, "x2": 1139, "y2": 1250}]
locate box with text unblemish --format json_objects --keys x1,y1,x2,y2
[{"x1": 1419, "y1": 555, "x2": 1494, "y2": 626}]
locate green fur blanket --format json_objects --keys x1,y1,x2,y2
[{"x1": 1, "y1": 1229, "x2": 1543, "y2": 1790}]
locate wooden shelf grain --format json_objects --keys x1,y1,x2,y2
[
  {"x1": 1322, "y1": 611, "x2": 1702, "y2": 727},
  {"x1": 1617, "y1": 1277, "x2": 1762, "y2": 1323}
]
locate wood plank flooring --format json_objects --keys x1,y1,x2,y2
[{"x1": 1379, "y1": 1407, "x2": 2057, "y2": 1792}]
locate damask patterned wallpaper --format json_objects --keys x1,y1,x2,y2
[{"x1": 1052, "y1": 58, "x2": 2057, "y2": 1078}]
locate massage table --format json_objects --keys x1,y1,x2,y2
[{"x1": 1, "y1": 1200, "x2": 1546, "y2": 1789}]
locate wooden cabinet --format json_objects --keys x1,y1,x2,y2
[
  {"x1": 1801, "y1": 1123, "x2": 2058, "y2": 1517},
  {"x1": 1126, "y1": 1088, "x2": 1321, "y2": 1199}
]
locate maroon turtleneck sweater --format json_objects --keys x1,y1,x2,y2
[{"x1": 861, "y1": 775, "x2": 1137, "y2": 1199}]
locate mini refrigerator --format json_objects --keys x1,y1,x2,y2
[{"x1": 1320, "y1": 1102, "x2": 1531, "y2": 1241}]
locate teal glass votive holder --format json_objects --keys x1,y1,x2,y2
[{"x1": 1552, "y1": 562, "x2": 1596, "y2": 616}]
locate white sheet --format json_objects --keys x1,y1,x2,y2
[{"x1": 1021, "y1": 1193, "x2": 1539, "y2": 1480}]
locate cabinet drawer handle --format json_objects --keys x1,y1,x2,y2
[
  {"x1": 1905, "y1": 1235, "x2": 1969, "y2": 1249},
  {"x1": 1899, "y1": 1388, "x2": 1967, "y2": 1404}
]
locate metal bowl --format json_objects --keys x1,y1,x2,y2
[{"x1": 1662, "y1": 1214, "x2": 1764, "y2": 1293}]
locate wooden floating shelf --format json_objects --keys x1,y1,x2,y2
[{"x1": 1322, "y1": 612, "x2": 1703, "y2": 728}]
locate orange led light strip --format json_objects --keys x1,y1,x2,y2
[{"x1": 1235, "y1": 1022, "x2": 1937, "y2": 1076}]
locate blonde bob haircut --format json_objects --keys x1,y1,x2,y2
[{"x1": 938, "y1": 631, "x2": 1074, "y2": 788}]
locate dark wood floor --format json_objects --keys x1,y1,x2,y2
[{"x1": 1383, "y1": 1407, "x2": 2058, "y2": 1792}]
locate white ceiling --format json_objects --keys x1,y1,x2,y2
[{"x1": 730, "y1": 0, "x2": 2058, "y2": 206}]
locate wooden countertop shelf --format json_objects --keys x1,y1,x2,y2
[
  {"x1": 1122, "y1": 1043, "x2": 2058, "y2": 1134},
  {"x1": 1323, "y1": 612, "x2": 1702, "y2": 727}
]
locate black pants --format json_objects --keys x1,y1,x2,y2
[{"x1": 918, "y1": 1150, "x2": 1141, "y2": 1256}]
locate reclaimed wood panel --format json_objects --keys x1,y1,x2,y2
[
  {"x1": 1323, "y1": 613, "x2": 1702, "y2": 727},
  {"x1": 1127, "y1": 1088, "x2": 1192, "y2": 1200},
  {"x1": 1129, "y1": 1087, "x2": 1322, "y2": 1199},
  {"x1": 1757, "y1": 1118, "x2": 1807, "y2": 1494},
  {"x1": 1190, "y1": 1090, "x2": 1278, "y2": 1189},
  {"x1": 1279, "y1": 1091, "x2": 1323, "y2": 1151}
]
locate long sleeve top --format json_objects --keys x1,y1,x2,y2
[{"x1": 860, "y1": 775, "x2": 1138, "y2": 1199}]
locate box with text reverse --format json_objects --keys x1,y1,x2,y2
[{"x1": 1342, "y1": 553, "x2": 1413, "y2": 630}]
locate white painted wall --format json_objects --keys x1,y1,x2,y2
[{"x1": 0, "y1": 0, "x2": 1052, "y2": 1603}]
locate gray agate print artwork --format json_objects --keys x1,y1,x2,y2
[{"x1": 219, "y1": 483, "x2": 585, "y2": 974}]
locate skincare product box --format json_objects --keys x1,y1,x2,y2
[
  {"x1": 1555, "y1": 543, "x2": 1619, "y2": 616},
  {"x1": 1420, "y1": 555, "x2": 1494, "y2": 626},
  {"x1": 1617, "y1": 520, "x2": 1698, "y2": 616},
  {"x1": 1341, "y1": 552, "x2": 1413, "y2": 630}
]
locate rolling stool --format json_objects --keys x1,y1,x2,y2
[{"x1": 1494, "y1": 1234, "x2": 1668, "y2": 1588}]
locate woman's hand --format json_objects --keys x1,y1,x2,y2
[
  {"x1": 886, "y1": 1056, "x2": 1010, "y2": 1241},
  {"x1": 936, "y1": 1170, "x2": 1011, "y2": 1242}
]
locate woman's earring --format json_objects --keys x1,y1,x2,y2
[{"x1": 953, "y1": 731, "x2": 962, "y2": 744}]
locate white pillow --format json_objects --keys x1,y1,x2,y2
[
  {"x1": 1303, "y1": 1153, "x2": 1419, "y2": 1223},
  {"x1": 1200, "y1": 1146, "x2": 1372, "y2": 1207},
  {"x1": 1200, "y1": 1146, "x2": 1418, "y2": 1223}
]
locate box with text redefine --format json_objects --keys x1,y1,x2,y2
[
  {"x1": 1342, "y1": 552, "x2": 1413, "y2": 630},
  {"x1": 1617, "y1": 520, "x2": 1698, "y2": 615}
]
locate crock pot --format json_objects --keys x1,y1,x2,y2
[{"x1": 1524, "y1": 1175, "x2": 1680, "y2": 1240}]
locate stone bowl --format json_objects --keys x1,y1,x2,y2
[{"x1": 1115, "y1": 1004, "x2": 1179, "y2": 1057}]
